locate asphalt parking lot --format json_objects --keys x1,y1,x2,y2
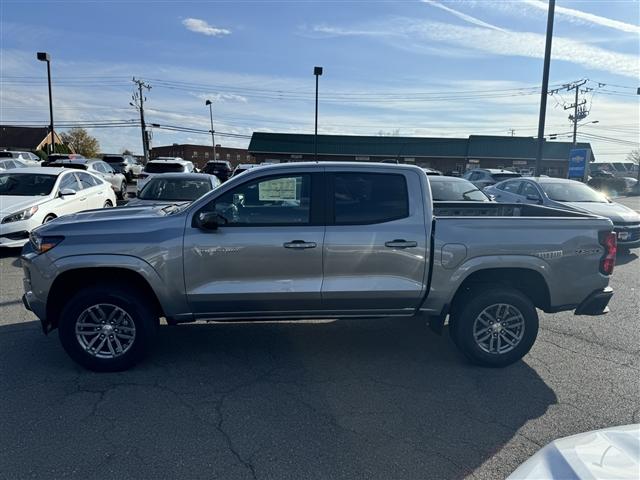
[{"x1": 0, "y1": 196, "x2": 638, "y2": 480}]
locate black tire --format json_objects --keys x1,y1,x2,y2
[
  {"x1": 58, "y1": 285, "x2": 158, "y2": 372},
  {"x1": 450, "y1": 286, "x2": 538, "y2": 367},
  {"x1": 42, "y1": 214, "x2": 57, "y2": 224},
  {"x1": 117, "y1": 182, "x2": 127, "y2": 200},
  {"x1": 103, "y1": 200, "x2": 113, "y2": 208}
]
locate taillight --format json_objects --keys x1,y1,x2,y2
[{"x1": 599, "y1": 231, "x2": 617, "y2": 275}]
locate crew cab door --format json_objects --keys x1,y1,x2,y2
[
  {"x1": 183, "y1": 170, "x2": 325, "y2": 317},
  {"x1": 322, "y1": 168, "x2": 429, "y2": 314}
]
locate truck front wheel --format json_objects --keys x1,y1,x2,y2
[
  {"x1": 450, "y1": 287, "x2": 538, "y2": 367},
  {"x1": 58, "y1": 285, "x2": 157, "y2": 372}
]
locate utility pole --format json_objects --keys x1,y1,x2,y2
[
  {"x1": 131, "y1": 78, "x2": 151, "y2": 163},
  {"x1": 564, "y1": 79, "x2": 588, "y2": 145},
  {"x1": 534, "y1": 0, "x2": 555, "y2": 177},
  {"x1": 508, "y1": 129, "x2": 516, "y2": 137}
]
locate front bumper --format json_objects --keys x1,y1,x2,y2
[
  {"x1": 614, "y1": 224, "x2": 640, "y2": 248},
  {"x1": 574, "y1": 287, "x2": 613, "y2": 316},
  {"x1": 0, "y1": 219, "x2": 36, "y2": 247}
]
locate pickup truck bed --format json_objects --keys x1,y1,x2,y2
[{"x1": 21, "y1": 162, "x2": 616, "y2": 371}]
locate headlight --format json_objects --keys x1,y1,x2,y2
[
  {"x1": 29, "y1": 232, "x2": 64, "y2": 254},
  {"x1": 2, "y1": 205, "x2": 38, "y2": 224}
]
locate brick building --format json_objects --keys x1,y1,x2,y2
[
  {"x1": 248, "y1": 132, "x2": 595, "y2": 177},
  {"x1": 150, "y1": 144, "x2": 254, "y2": 170}
]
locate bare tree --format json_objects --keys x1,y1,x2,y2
[{"x1": 626, "y1": 149, "x2": 640, "y2": 165}]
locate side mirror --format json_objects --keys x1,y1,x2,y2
[
  {"x1": 195, "y1": 211, "x2": 224, "y2": 230},
  {"x1": 59, "y1": 188, "x2": 76, "y2": 197},
  {"x1": 526, "y1": 194, "x2": 542, "y2": 203}
]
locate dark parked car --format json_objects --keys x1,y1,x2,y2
[
  {"x1": 463, "y1": 168, "x2": 521, "y2": 190},
  {"x1": 203, "y1": 160, "x2": 232, "y2": 182},
  {"x1": 41, "y1": 153, "x2": 85, "y2": 167}
]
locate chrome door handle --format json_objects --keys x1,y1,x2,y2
[
  {"x1": 385, "y1": 239, "x2": 417, "y2": 248},
  {"x1": 283, "y1": 240, "x2": 317, "y2": 249}
]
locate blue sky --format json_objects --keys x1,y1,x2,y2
[{"x1": 1, "y1": 0, "x2": 638, "y2": 159}]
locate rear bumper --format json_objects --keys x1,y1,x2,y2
[{"x1": 574, "y1": 287, "x2": 613, "y2": 316}]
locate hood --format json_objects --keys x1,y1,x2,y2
[
  {"x1": 559, "y1": 201, "x2": 640, "y2": 223},
  {"x1": 41, "y1": 204, "x2": 169, "y2": 228},
  {"x1": 125, "y1": 198, "x2": 190, "y2": 208},
  {"x1": 508, "y1": 424, "x2": 640, "y2": 480},
  {"x1": 0, "y1": 195, "x2": 51, "y2": 215}
]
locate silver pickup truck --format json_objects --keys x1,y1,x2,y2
[{"x1": 21, "y1": 163, "x2": 616, "y2": 371}]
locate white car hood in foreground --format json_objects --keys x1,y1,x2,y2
[
  {"x1": 508, "y1": 424, "x2": 640, "y2": 480},
  {"x1": 0, "y1": 195, "x2": 49, "y2": 215}
]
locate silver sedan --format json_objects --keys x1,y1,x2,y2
[{"x1": 485, "y1": 177, "x2": 640, "y2": 249}]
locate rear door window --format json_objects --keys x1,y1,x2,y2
[
  {"x1": 332, "y1": 172, "x2": 409, "y2": 225},
  {"x1": 76, "y1": 172, "x2": 99, "y2": 189}
]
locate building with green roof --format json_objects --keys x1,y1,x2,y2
[{"x1": 248, "y1": 132, "x2": 594, "y2": 177}]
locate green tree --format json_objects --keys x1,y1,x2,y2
[{"x1": 60, "y1": 128, "x2": 100, "y2": 157}]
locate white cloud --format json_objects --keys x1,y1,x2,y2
[
  {"x1": 311, "y1": 18, "x2": 640, "y2": 79},
  {"x1": 522, "y1": 0, "x2": 640, "y2": 34},
  {"x1": 421, "y1": 0, "x2": 506, "y2": 32},
  {"x1": 182, "y1": 18, "x2": 231, "y2": 37}
]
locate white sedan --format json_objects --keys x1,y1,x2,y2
[{"x1": 0, "y1": 167, "x2": 117, "y2": 248}]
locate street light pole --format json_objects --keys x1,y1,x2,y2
[
  {"x1": 534, "y1": 0, "x2": 555, "y2": 177},
  {"x1": 36, "y1": 52, "x2": 54, "y2": 154},
  {"x1": 205, "y1": 100, "x2": 216, "y2": 162},
  {"x1": 313, "y1": 66, "x2": 323, "y2": 162}
]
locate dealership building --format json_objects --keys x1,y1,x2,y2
[{"x1": 248, "y1": 132, "x2": 594, "y2": 177}]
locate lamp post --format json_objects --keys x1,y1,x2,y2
[
  {"x1": 36, "y1": 52, "x2": 54, "y2": 154},
  {"x1": 205, "y1": 99, "x2": 216, "y2": 162},
  {"x1": 313, "y1": 66, "x2": 323, "y2": 161}
]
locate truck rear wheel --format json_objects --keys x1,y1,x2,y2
[
  {"x1": 58, "y1": 285, "x2": 157, "y2": 372},
  {"x1": 450, "y1": 286, "x2": 538, "y2": 367}
]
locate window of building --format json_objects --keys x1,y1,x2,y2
[
  {"x1": 205, "y1": 152, "x2": 209, "y2": 158},
  {"x1": 226, "y1": 153, "x2": 231, "y2": 160},
  {"x1": 333, "y1": 173, "x2": 409, "y2": 225}
]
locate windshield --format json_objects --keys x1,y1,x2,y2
[
  {"x1": 139, "y1": 177, "x2": 212, "y2": 201},
  {"x1": 539, "y1": 181, "x2": 608, "y2": 203},
  {"x1": 144, "y1": 163, "x2": 185, "y2": 173},
  {"x1": 429, "y1": 178, "x2": 489, "y2": 201},
  {"x1": 0, "y1": 173, "x2": 57, "y2": 196}
]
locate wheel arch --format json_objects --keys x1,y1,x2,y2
[
  {"x1": 450, "y1": 267, "x2": 551, "y2": 316},
  {"x1": 46, "y1": 267, "x2": 165, "y2": 330}
]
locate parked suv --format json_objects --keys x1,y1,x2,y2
[
  {"x1": 463, "y1": 168, "x2": 521, "y2": 190},
  {"x1": 203, "y1": 160, "x2": 232, "y2": 182},
  {"x1": 102, "y1": 155, "x2": 142, "y2": 182}
]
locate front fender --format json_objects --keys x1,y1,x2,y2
[{"x1": 52, "y1": 254, "x2": 189, "y2": 317}]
